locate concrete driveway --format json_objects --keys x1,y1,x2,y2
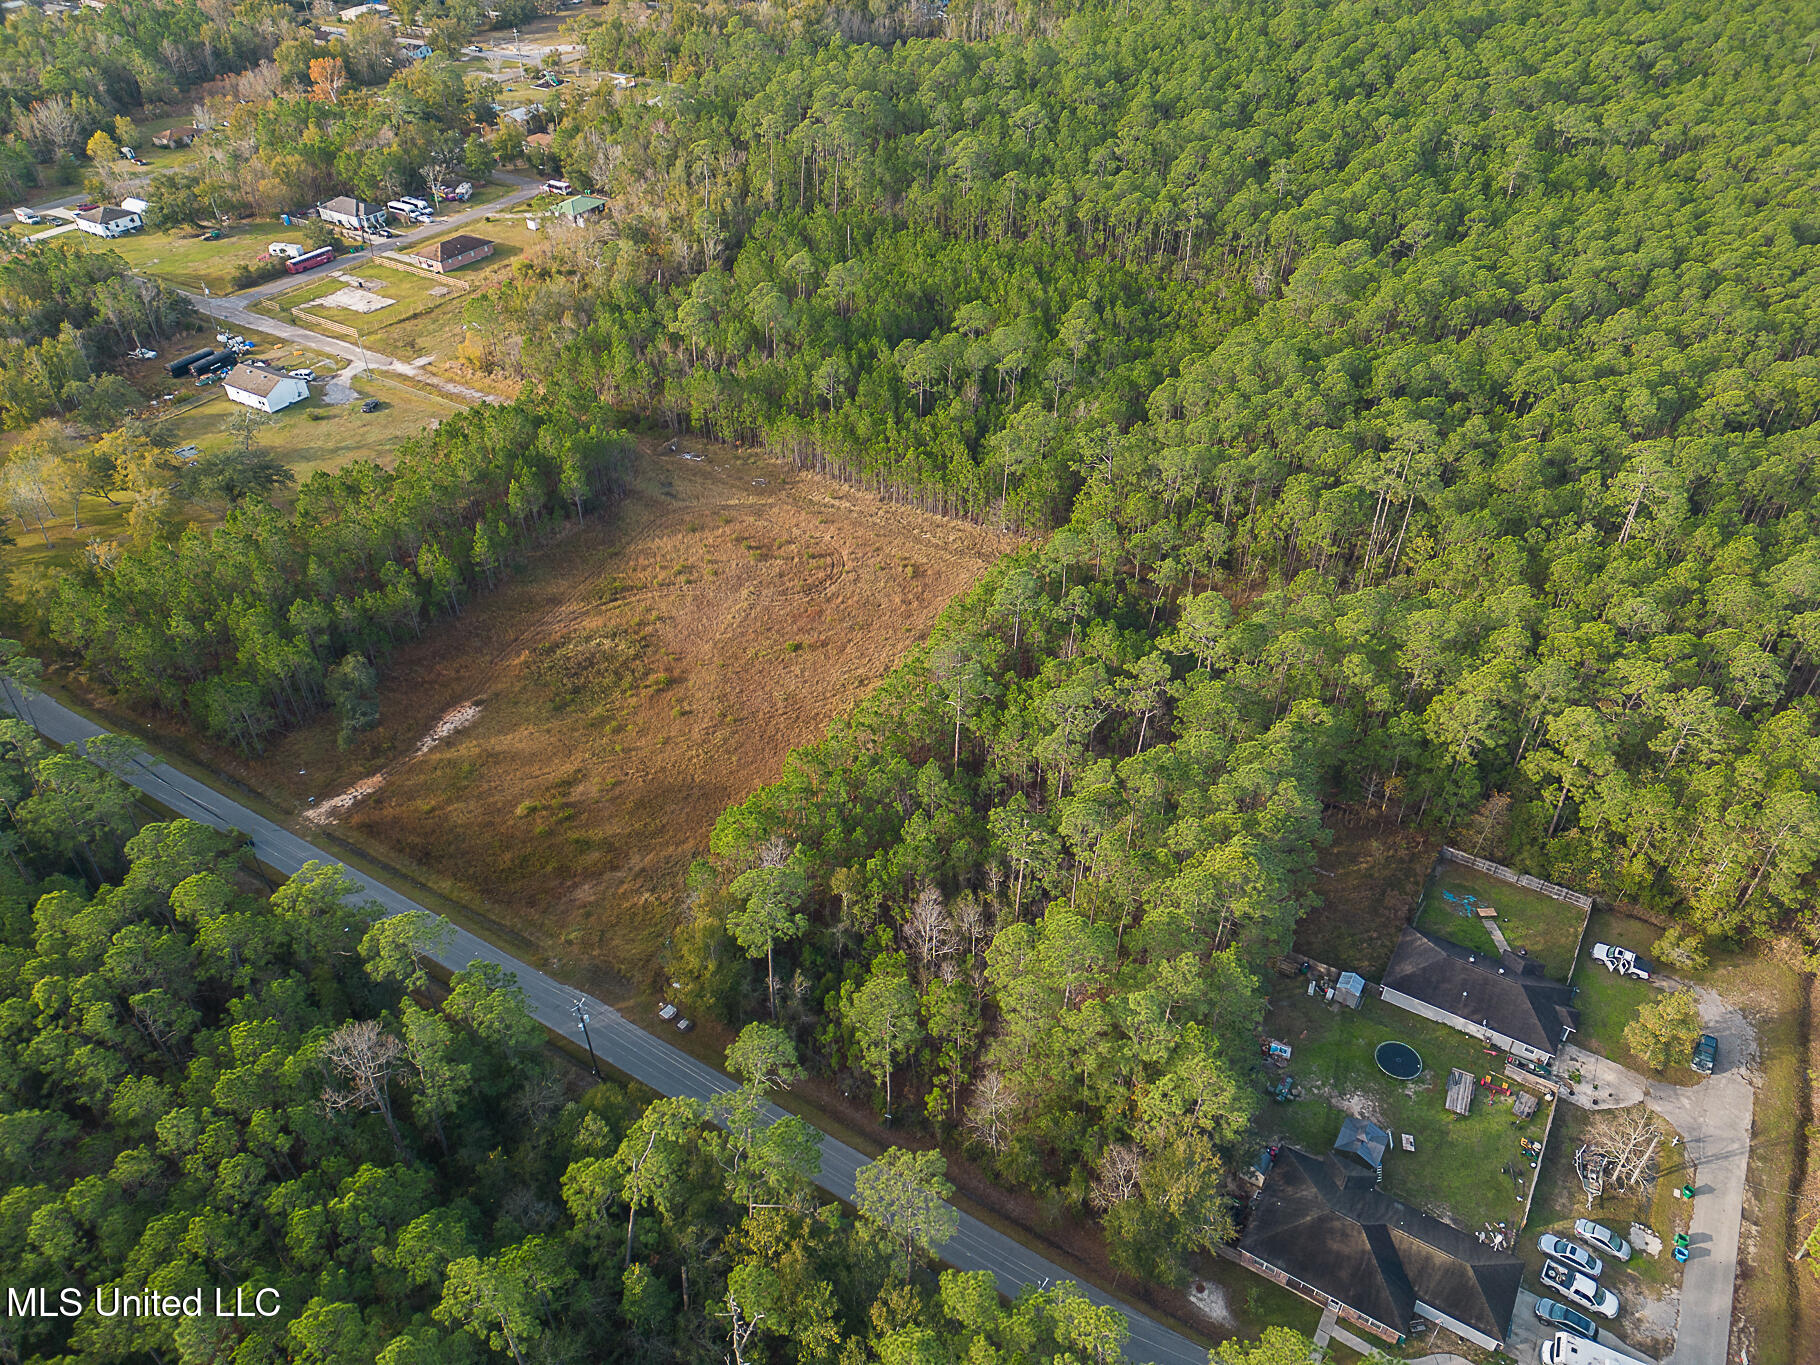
[{"x1": 1556, "y1": 984, "x2": 1756, "y2": 1365}]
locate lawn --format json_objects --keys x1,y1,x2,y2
[
  {"x1": 1255, "y1": 989, "x2": 1553, "y2": 1237},
  {"x1": 1413, "y1": 860, "x2": 1589, "y2": 981},
  {"x1": 1568, "y1": 910, "x2": 1703, "y2": 1084},
  {"x1": 72, "y1": 218, "x2": 289, "y2": 294},
  {"x1": 259, "y1": 263, "x2": 453, "y2": 328}
]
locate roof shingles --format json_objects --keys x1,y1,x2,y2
[
  {"x1": 1239, "y1": 1149, "x2": 1523, "y2": 1343},
  {"x1": 1380, "y1": 927, "x2": 1579, "y2": 1055}
]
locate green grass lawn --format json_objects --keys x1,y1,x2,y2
[
  {"x1": 1413, "y1": 861, "x2": 1589, "y2": 980},
  {"x1": 260, "y1": 263, "x2": 452, "y2": 328},
  {"x1": 1568, "y1": 910, "x2": 1703, "y2": 1084},
  {"x1": 1255, "y1": 990, "x2": 1552, "y2": 1235},
  {"x1": 71, "y1": 219, "x2": 288, "y2": 294}
]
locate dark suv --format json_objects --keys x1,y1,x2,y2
[{"x1": 1692, "y1": 1033, "x2": 1718, "y2": 1075}]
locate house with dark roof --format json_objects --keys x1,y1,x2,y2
[
  {"x1": 1378, "y1": 928, "x2": 1579, "y2": 1065},
  {"x1": 398, "y1": 233, "x2": 494, "y2": 274},
  {"x1": 318, "y1": 195, "x2": 387, "y2": 232},
  {"x1": 1235, "y1": 1147, "x2": 1524, "y2": 1349}
]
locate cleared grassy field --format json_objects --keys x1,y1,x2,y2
[
  {"x1": 195, "y1": 442, "x2": 1006, "y2": 992},
  {"x1": 74, "y1": 219, "x2": 289, "y2": 294},
  {"x1": 1256, "y1": 988, "x2": 1551, "y2": 1235},
  {"x1": 259, "y1": 263, "x2": 451, "y2": 326},
  {"x1": 1413, "y1": 861, "x2": 1589, "y2": 980}
]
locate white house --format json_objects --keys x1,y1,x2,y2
[
  {"x1": 223, "y1": 367, "x2": 309, "y2": 414},
  {"x1": 74, "y1": 206, "x2": 142, "y2": 238},
  {"x1": 120, "y1": 195, "x2": 149, "y2": 214},
  {"x1": 338, "y1": 2, "x2": 388, "y2": 19},
  {"x1": 318, "y1": 195, "x2": 387, "y2": 232}
]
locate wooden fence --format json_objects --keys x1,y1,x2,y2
[{"x1": 1439, "y1": 846, "x2": 1593, "y2": 911}]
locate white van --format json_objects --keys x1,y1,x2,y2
[
  {"x1": 268, "y1": 241, "x2": 304, "y2": 259},
  {"x1": 1541, "y1": 1333, "x2": 1636, "y2": 1365}
]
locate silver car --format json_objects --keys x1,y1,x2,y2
[
  {"x1": 1540, "y1": 1261, "x2": 1619, "y2": 1319},
  {"x1": 1573, "y1": 1219, "x2": 1632, "y2": 1262},
  {"x1": 1538, "y1": 1232, "x2": 1603, "y2": 1278}
]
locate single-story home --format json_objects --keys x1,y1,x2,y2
[
  {"x1": 318, "y1": 195, "x2": 387, "y2": 232},
  {"x1": 151, "y1": 127, "x2": 198, "y2": 149},
  {"x1": 223, "y1": 366, "x2": 309, "y2": 414},
  {"x1": 552, "y1": 194, "x2": 606, "y2": 221},
  {"x1": 74, "y1": 206, "x2": 142, "y2": 238},
  {"x1": 1236, "y1": 1147, "x2": 1524, "y2": 1349},
  {"x1": 499, "y1": 106, "x2": 536, "y2": 127},
  {"x1": 524, "y1": 132, "x2": 554, "y2": 150},
  {"x1": 399, "y1": 233, "x2": 494, "y2": 273},
  {"x1": 120, "y1": 196, "x2": 149, "y2": 214},
  {"x1": 395, "y1": 39, "x2": 431, "y2": 60},
  {"x1": 338, "y1": 1, "x2": 388, "y2": 19},
  {"x1": 1379, "y1": 927, "x2": 1579, "y2": 1066}
]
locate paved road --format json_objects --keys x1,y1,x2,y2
[
  {"x1": 227, "y1": 174, "x2": 541, "y2": 308},
  {"x1": 4, "y1": 689, "x2": 1207, "y2": 1365},
  {"x1": 1559, "y1": 982, "x2": 1756, "y2": 1365},
  {"x1": 184, "y1": 296, "x2": 498, "y2": 407}
]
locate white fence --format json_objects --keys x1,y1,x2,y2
[{"x1": 1439, "y1": 846, "x2": 1593, "y2": 911}]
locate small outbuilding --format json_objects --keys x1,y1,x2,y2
[
  {"x1": 1335, "y1": 971, "x2": 1365, "y2": 1009},
  {"x1": 1333, "y1": 1115, "x2": 1391, "y2": 1179}
]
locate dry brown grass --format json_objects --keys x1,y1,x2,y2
[{"x1": 232, "y1": 440, "x2": 1006, "y2": 988}]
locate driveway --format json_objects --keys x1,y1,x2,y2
[{"x1": 1557, "y1": 984, "x2": 1756, "y2": 1365}]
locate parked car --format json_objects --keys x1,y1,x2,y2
[
  {"x1": 172, "y1": 444, "x2": 201, "y2": 460},
  {"x1": 360, "y1": 399, "x2": 381, "y2": 413},
  {"x1": 1692, "y1": 1032, "x2": 1718, "y2": 1074},
  {"x1": 1534, "y1": 1298, "x2": 1599, "y2": 1341},
  {"x1": 287, "y1": 368, "x2": 316, "y2": 381},
  {"x1": 1590, "y1": 942, "x2": 1652, "y2": 979},
  {"x1": 1537, "y1": 1233, "x2": 1603, "y2": 1278},
  {"x1": 1573, "y1": 1219, "x2": 1632, "y2": 1262},
  {"x1": 75, "y1": 201, "x2": 99, "y2": 212},
  {"x1": 1540, "y1": 1261, "x2": 1619, "y2": 1319},
  {"x1": 12, "y1": 206, "x2": 42, "y2": 224}
]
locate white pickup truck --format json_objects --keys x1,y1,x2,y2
[{"x1": 1590, "y1": 942, "x2": 1652, "y2": 979}]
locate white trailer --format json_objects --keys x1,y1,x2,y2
[{"x1": 1540, "y1": 1331, "x2": 1644, "y2": 1365}]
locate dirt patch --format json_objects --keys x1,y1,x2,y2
[
  {"x1": 231, "y1": 440, "x2": 1007, "y2": 986},
  {"x1": 306, "y1": 701, "x2": 482, "y2": 825},
  {"x1": 1295, "y1": 820, "x2": 1436, "y2": 976},
  {"x1": 1187, "y1": 1279, "x2": 1235, "y2": 1330}
]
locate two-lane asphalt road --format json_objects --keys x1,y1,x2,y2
[{"x1": 4, "y1": 689, "x2": 1208, "y2": 1365}]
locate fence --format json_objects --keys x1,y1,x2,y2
[
  {"x1": 378, "y1": 251, "x2": 475, "y2": 289},
  {"x1": 1518, "y1": 1091, "x2": 1562, "y2": 1232},
  {"x1": 1438, "y1": 846, "x2": 1592, "y2": 911}
]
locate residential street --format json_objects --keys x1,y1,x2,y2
[
  {"x1": 1558, "y1": 983, "x2": 1757, "y2": 1365},
  {"x1": 2, "y1": 689, "x2": 1208, "y2": 1365}
]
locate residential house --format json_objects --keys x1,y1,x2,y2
[
  {"x1": 551, "y1": 194, "x2": 606, "y2": 221},
  {"x1": 318, "y1": 196, "x2": 387, "y2": 232},
  {"x1": 74, "y1": 206, "x2": 142, "y2": 238},
  {"x1": 1236, "y1": 1147, "x2": 1524, "y2": 1350},
  {"x1": 1378, "y1": 928, "x2": 1579, "y2": 1065},
  {"x1": 223, "y1": 366, "x2": 309, "y2": 414},
  {"x1": 399, "y1": 234, "x2": 495, "y2": 273},
  {"x1": 338, "y1": 2, "x2": 388, "y2": 19}
]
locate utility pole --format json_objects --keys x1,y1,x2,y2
[{"x1": 572, "y1": 998, "x2": 600, "y2": 1077}]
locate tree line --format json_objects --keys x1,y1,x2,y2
[
  {"x1": 44, "y1": 397, "x2": 634, "y2": 754},
  {"x1": 3, "y1": 710, "x2": 1266, "y2": 1365}
]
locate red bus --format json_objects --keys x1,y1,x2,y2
[{"x1": 285, "y1": 246, "x2": 336, "y2": 274}]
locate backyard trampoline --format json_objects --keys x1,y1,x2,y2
[{"x1": 1375, "y1": 1041, "x2": 1423, "y2": 1080}]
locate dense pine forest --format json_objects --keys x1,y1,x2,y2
[
  {"x1": 0, "y1": 717, "x2": 1167, "y2": 1365},
  {"x1": 12, "y1": 0, "x2": 1820, "y2": 1333},
  {"x1": 496, "y1": 0, "x2": 1820, "y2": 1281}
]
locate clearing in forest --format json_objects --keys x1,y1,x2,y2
[{"x1": 234, "y1": 440, "x2": 1006, "y2": 990}]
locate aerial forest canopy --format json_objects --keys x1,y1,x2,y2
[
  {"x1": 0, "y1": 725, "x2": 1142, "y2": 1364},
  {"x1": 479, "y1": 0, "x2": 1819, "y2": 1280}
]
